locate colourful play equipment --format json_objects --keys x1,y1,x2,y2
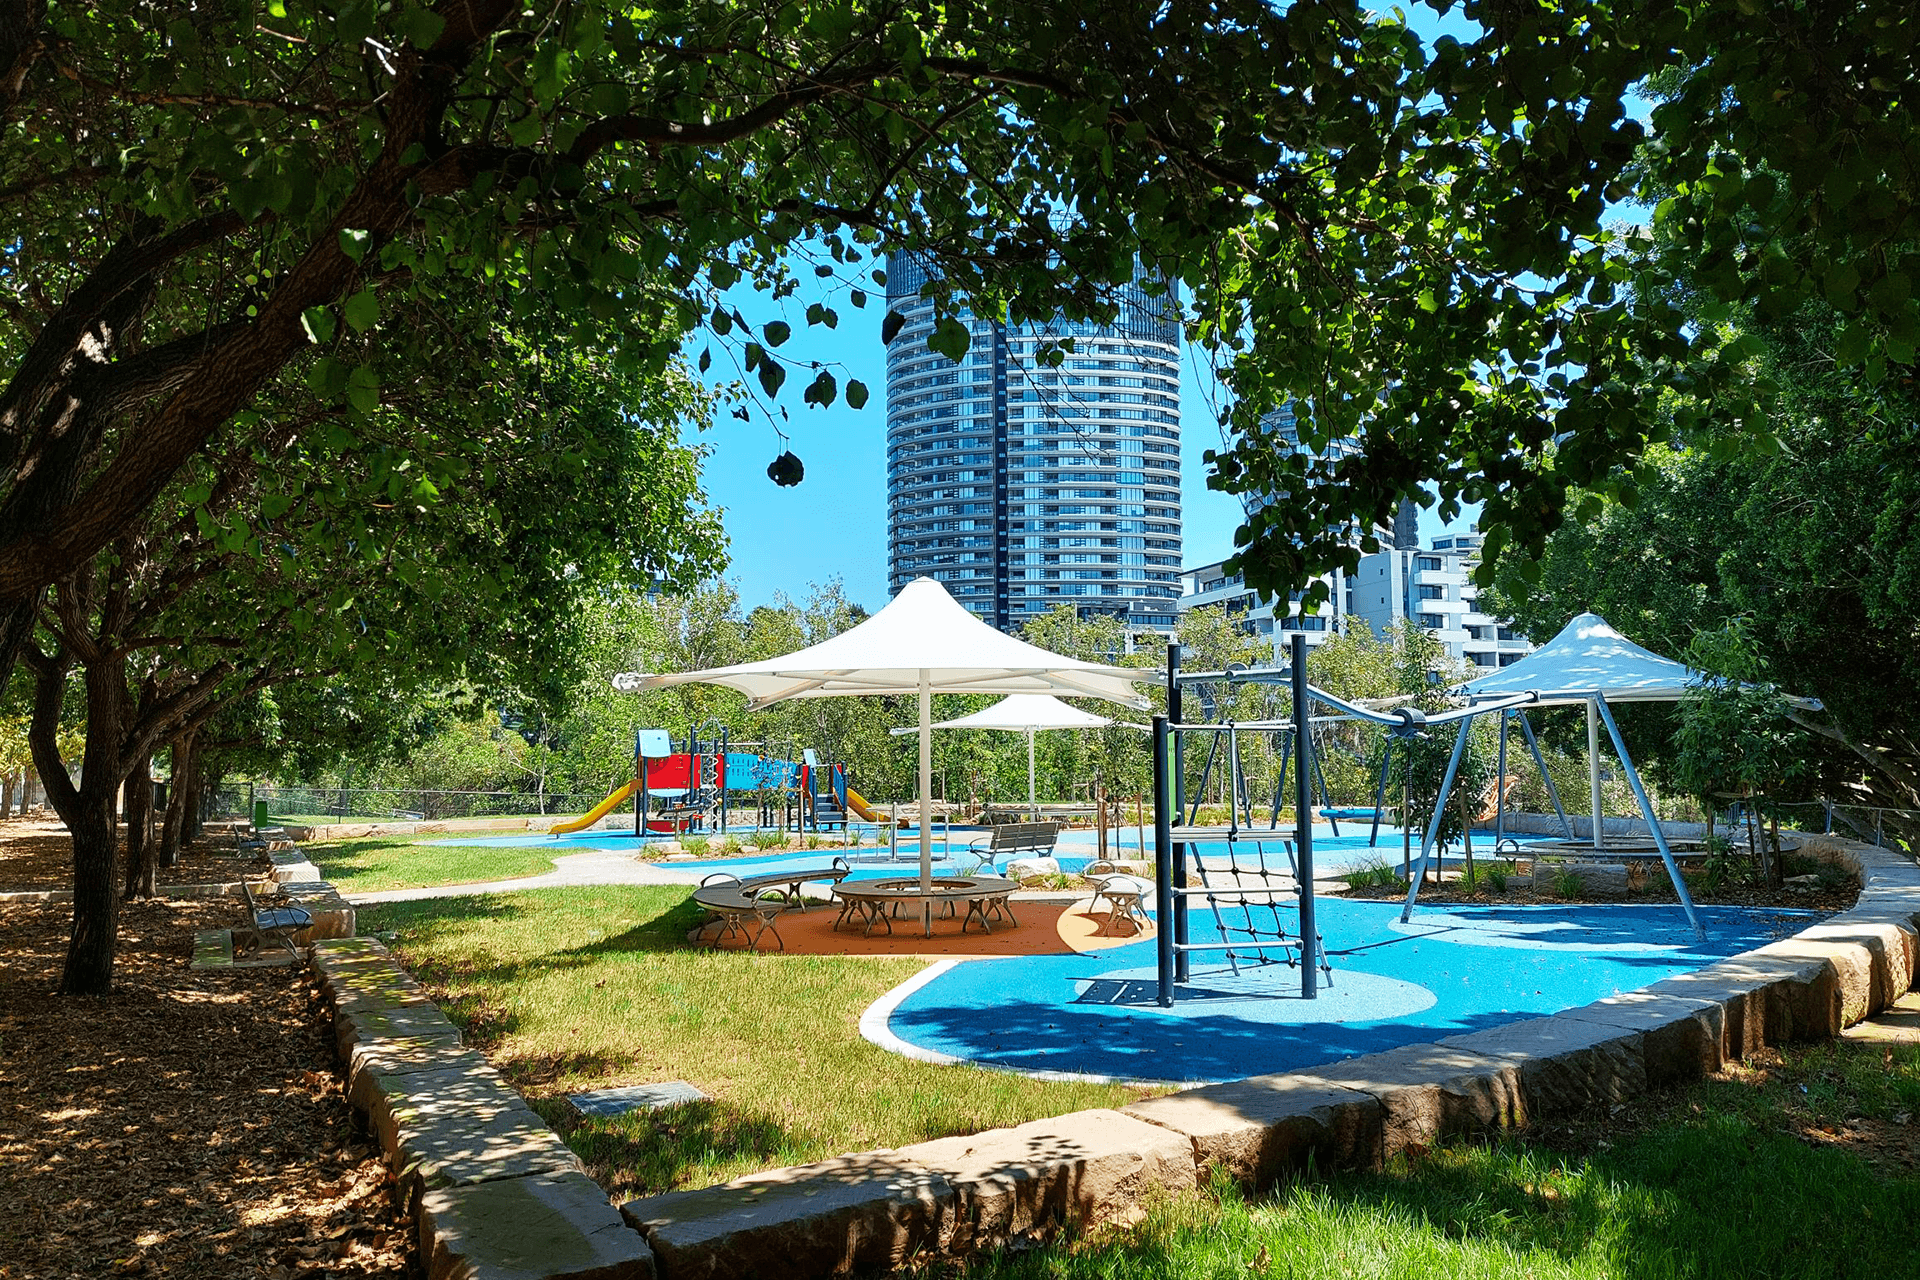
[{"x1": 550, "y1": 725, "x2": 885, "y2": 837}]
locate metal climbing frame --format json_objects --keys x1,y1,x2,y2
[{"x1": 1153, "y1": 636, "x2": 1571, "y2": 1007}]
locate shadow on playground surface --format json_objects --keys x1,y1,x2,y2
[{"x1": 880, "y1": 898, "x2": 1826, "y2": 1084}]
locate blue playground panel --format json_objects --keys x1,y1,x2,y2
[{"x1": 878, "y1": 899, "x2": 1822, "y2": 1084}]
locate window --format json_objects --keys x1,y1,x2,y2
[
  {"x1": 1417, "y1": 613, "x2": 1443, "y2": 628},
  {"x1": 1415, "y1": 556, "x2": 1442, "y2": 570},
  {"x1": 1417, "y1": 585, "x2": 1446, "y2": 600}
]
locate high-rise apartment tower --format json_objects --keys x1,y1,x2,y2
[{"x1": 884, "y1": 253, "x2": 1183, "y2": 632}]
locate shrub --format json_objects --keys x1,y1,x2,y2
[
  {"x1": 679, "y1": 835, "x2": 709, "y2": 857},
  {"x1": 1554, "y1": 869, "x2": 1584, "y2": 899},
  {"x1": 1486, "y1": 861, "x2": 1511, "y2": 892}
]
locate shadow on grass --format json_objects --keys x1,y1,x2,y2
[
  {"x1": 954, "y1": 1051, "x2": 1920, "y2": 1280},
  {"x1": 537, "y1": 1097, "x2": 806, "y2": 1199}
]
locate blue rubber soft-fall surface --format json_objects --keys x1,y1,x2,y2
[{"x1": 880, "y1": 898, "x2": 1821, "y2": 1084}]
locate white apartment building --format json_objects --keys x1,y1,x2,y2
[
  {"x1": 1351, "y1": 531, "x2": 1533, "y2": 667},
  {"x1": 1178, "y1": 559, "x2": 1349, "y2": 652}
]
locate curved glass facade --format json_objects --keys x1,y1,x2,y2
[{"x1": 884, "y1": 253, "x2": 1183, "y2": 632}]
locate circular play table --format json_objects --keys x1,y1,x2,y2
[{"x1": 833, "y1": 876, "x2": 1019, "y2": 938}]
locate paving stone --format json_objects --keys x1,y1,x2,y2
[
  {"x1": 1440, "y1": 1016, "x2": 1646, "y2": 1117},
  {"x1": 1121, "y1": 1072, "x2": 1381, "y2": 1188},
  {"x1": 337, "y1": 1001, "x2": 464, "y2": 1061},
  {"x1": 1297, "y1": 1043, "x2": 1524, "y2": 1163},
  {"x1": 1839, "y1": 991, "x2": 1920, "y2": 1045},
  {"x1": 1803, "y1": 914, "x2": 1917, "y2": 1010},
  {"x1": 419, "y1": 1171, "x2": 653, "y2": 1280},
  {"x1": 1559, "y1": 991, "x2": 1724, "y2": 1087},
  {"x1": 1747, "y1": 938, "x2": 1864, "y2": 1034},
  {"x1": 393, "y1": 1106, "x2": 587, "y2": 1212},
  {"x1": 191, "y1": 928, "x2": 233, "y2": 969},
  {"x1": 282, "y1": 880, "x2": 356, "y2": 942},
  {"x1": 897, "y1": 1108, "x2": 1197, "y2": 1250},
  {"x1": 348, "y1": 1037, "x2": 494, "y2": 1114},
  {"x1": 368, "y1": 1061, "x2": 535, "y2": 1158},
  {"x1": 621, "y1": 1150, "x2": 951, "y2": 1277},
  {"x1": 568, "y1": 1083, "x2": 710, "y2": 1118}
]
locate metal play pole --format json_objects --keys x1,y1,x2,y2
[
  {"x1": 1369, "y1": 737, "x2": 1392, "y2": 848},
  {"x1": 1167, "y1": 642, "x2": 1189, "y2": 982},
  {"x1": 1153, "y1": 714, "x2": 1175, "y2": 1006},
  {"x1": 1399, "y1": 717, "x2": 1474, "y2": 922},
  {"x1": 1292, "y1": 633, "x2": 1319, "y2": 998},
  {"x1": 1495, "y1": 708, "x2": 1509, "y2": 846}
]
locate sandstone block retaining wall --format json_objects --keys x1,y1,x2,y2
[{"x1": 303, "y1": 833, "x2": 1919, "y2": 1279}]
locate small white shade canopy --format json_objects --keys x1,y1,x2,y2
[
  {"x1": 890, "y1": 693, "x2": 1149, "y2": 818},
  {"x1": 1451, "y1": 610, "x2": 1818, "y2": 855},
  {"x1": 908, "y1": 693, "x2": 1140, "y2": 734},
  {"x1": 1455, "y1": 611, "x2": 1820, "y2": 709},
  {"x1": 613, "y1": 579, "x2": 1155, "y2": 897}
]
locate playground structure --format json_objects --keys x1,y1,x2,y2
[{"x1": 550, "y1": 722, "x2": 888, "y2": 838}]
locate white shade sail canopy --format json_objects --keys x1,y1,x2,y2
[
  {"x1": 614, "y1": 579, "x2": 1153, "y2": 710},
  {"x1": 613, "y1": 578, "x2": 1156, "y2": 904},
  {"x1": 903, "y1": 693, "x2": 1144, "y2": 735},
  {"x1": 1453, "y1": 612, "x2": 1820, "y2": 709}
]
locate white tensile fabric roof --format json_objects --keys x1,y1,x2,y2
[
  {"x1": 1455, "y1": 611, "x2": 1820, "y2": 709},
  {"x1": 613, "y1": 578, "x2": 1153, "y2": 710}
]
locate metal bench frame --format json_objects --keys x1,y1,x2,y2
[
  {"x1": 963, "y1": 821, "x2": 1062, "y2": 873},
  {"x1": 235, "y1": 879, "x2": 313, "y2": 959}
]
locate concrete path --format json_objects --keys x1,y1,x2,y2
[
  {"x1": 342, "y1": 850, "x2": 707, "y2": 905},
  {"x1": 1839, "y1": 990, "x2": 1920, "y2": 1045}
]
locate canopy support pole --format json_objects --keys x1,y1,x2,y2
[
  {"x1": 1587, "y1": 697, "x2": 1605, "y2": 850},
  {"x1": 1027, "y1": 728, "x2": 1036, "y2": 821},
  {"x1": 1593, "y1": 695, "x2": 1705, "y2": 940},
  {"x1": 1399, "y1": 717, "x2": 1473, "y2": 923},
  {"x1": 918, "y1": 672, "x2": 933, "y2": 934},
  {"x1": 1517, "y1": 713, "x2": 1573, "y2": 838}
]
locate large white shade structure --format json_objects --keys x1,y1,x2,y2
[
  {"x1": 613, "y1": 579, "x2": 1156, "y2": 899},
  {"x1": 890, "y1": 693, "x2": 1149, "y2": 818}
]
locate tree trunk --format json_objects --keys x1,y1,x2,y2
[
  {"x1": 157, "y1": 731, "x2": 195, "y2": 866},
  {"x1": 183, "y1": 755, "x2": 205, "y2": 844},
  {"x1": 122, "y1": 761, "x2": 155, "y2": 899},
  {"x1": 30, "y1": 647, "x2": 131, "y2": 994},
  {"x1": 1, "y1": 771, "x2": 12, "y2": 817},
  {"x1": 22, "y1": 763, "x2": 36, "y2": 813}
]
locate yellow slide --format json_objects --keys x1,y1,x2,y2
[
  {"x1": 844, "y1": 786, "x2": 895, "y2": 826},
  {"x1": 549, "y1": 779, "x2": 639, "y2": 834}
]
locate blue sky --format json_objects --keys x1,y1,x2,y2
[{"x1": 685, "y1": 280, "x2": 1476, "y2": 612}]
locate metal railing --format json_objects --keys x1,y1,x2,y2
[{"x1": 252, "y1": 786, "x2": 610, "y2": 824}]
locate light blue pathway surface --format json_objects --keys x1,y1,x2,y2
[{"x1": 875, "y1": 899, "x2": 1821, "y2": 1084}]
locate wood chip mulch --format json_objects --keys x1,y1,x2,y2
[
  {"x1": 0, "y1": 896, "x2": 416, "y2": 1280},
  {"x1": 0, "y1": 817, "x2": 269, "y2": 893}
]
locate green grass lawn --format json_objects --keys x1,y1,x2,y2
[
  {"x1": 358, "y1": 885, "x2": 1159, "y2": 1197},
  {"x1": 307, "y1": 835, "x2": 562, "y2": 893},
  {"x1": 937, "y1": 1036, "x2": 1920, "y2": 1280}
]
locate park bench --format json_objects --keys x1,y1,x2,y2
[
  {"x1": 690, "y1": 859, "x2": 853, "y2": 951},
  {"x1": 234, "y1": 879, "x2": 313, "y2": 959},
  {"x1": 961, "y1": 821, "x2": 1062, "y2": 874}
]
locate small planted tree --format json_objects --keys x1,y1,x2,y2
[{"x1": 1672, "y1": 619, "x2": 1806, "y2": 888}]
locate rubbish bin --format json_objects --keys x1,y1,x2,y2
[{"x1": 252, "y1": 798, "x2": 269, "y2": 831}]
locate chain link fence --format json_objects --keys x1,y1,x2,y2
[{"x1": 252, "y1": 787, "x2": 610, "y2": 824}]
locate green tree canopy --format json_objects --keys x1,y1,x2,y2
[{"x1": 3, "y1": 0, "x2": 1916, "y2": 682}]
